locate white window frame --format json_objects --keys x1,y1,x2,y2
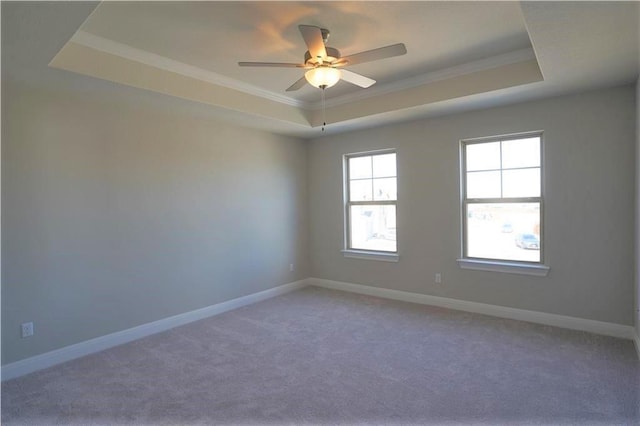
[
  {"x1": 457, "y1": 132, "x2": 549, "y2": 276},
  {"x1": 342, "y1": 149, "x2": 399, "y2": 262}
]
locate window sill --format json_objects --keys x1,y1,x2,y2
[
  {"x1": 456, "y1": 258, "x2": 549, "y2": 276},
  {"x1": 342, "y1": 250, "x2": 399, "y2": 262}
]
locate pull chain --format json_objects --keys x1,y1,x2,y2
[{"x1": 321, "y1": 86, "x2": 326, "y2": 132}]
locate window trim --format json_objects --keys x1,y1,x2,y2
[
  {"x1": 342, "y1": 249, "x2": 400, "y2": 262},
  {"x1": 343, "y1": 149, "x2": 398, "y2": 258},
  {"x1": 456, "y1": 258, "x2": 549, "y2": 276},
  {"x1": 459, "y1": 131, "x2": 548, "y2": 274}
]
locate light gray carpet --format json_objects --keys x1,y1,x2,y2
[{"x1": 2, "y1": 286, "x2": 639, "y2": 425}]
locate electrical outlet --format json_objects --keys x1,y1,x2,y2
[
  {"x1": 289, "y1": 263, "x2": 294, "y2": 272},
  {"x1": 435, "y1": 273, "x2": 442, "y2": 284},
  {"x1": 21, "y1": 322, "x2": 34, "y2": 338}
]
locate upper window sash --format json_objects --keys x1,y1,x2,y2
[
  {"x1": 346, "y1": 152, "x2": 397, "y2": 203},
  {"x1": 462, "y1": 135, "x2": 542, "y2": 201}
]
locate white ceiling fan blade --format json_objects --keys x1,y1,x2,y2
[
  {"x1": 286, "y1": 76, "x2": 308, "y2": 92},
  {"x1": 238, "y1": 62, "x2": 307, "y2": 68},
  {"x1": 299, "y1": 25, "x2": 327, "y2": 62},
  {"x1": 340, "y1": 43, "x2": 407, "y2": 66},
  {"x1": 340, "y1": 69, "x2": 375, "y2": 88}
]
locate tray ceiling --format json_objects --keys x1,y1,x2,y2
[{"x1": 3, "y1": 2, "x2": 637, "y2": 136}]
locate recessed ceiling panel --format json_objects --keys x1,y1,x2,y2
[{"x1": 78, "y1": 1, "x2": 533, "y2": 102}]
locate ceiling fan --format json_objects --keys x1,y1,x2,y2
[{"x1": 239, "y1": 25, "x2": 407, "y2": 92}]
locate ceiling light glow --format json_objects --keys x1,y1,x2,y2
[{"x1": 305, "y1": 67, "x2": 341, "y2": 89}]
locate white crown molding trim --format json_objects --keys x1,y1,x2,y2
[
  {"x1": 309, "y1": 278, "x2": 636, "y2": 341},
  {"x1": 67, "y1": 31, "x2": 537, "y2": 113},
  {"x1": 69, "y1": 30, "x2": 306, "y2": 108},
  {"x1": 312, "y1": 48, "x2": 538, "y2": 110},
  {"x1": 1, "y1": 279, "x2": 310, "y2": 381}
]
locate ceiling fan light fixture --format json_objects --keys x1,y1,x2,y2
[{"x1": 305, "y1": 67, "x2": 342, "y2": 89}]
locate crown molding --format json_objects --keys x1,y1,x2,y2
[
  {"x1": 68, "y1": 31, "x2": 537, "y2": 113},
  {"x1": 70, "y1": 30, "x2": 306, "y2": 108},
  {"x1": 310, "y1": 48, "x2": 538, "y2": 110}
]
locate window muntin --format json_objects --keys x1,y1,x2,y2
[
  {"x1": 462, "y1": 134, "x2": 543, "y2": 263},
  {"x1": 345, "y1": 151, "x2": 397, "y2": 253}
]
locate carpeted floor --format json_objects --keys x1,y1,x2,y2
[{"x1": 2, "y1": 286, "x2": 639, "y2": 425}]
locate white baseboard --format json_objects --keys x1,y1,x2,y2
[
  {"x1": 4, "y1": 277, "x2": 636, "y2": 381},
  {"x1": 634, "y1": 330, "x2": 640, "y2": 360},
  {"x1": 1, "y1": 279, "x2": 309, "y2": 381},
  {"x1": 309, "y1": 278, "x2": 636, "y2": 341}
]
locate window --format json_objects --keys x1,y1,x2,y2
[
  {"x1": 461, "y1": 133, "x2": 543, "y2": 266},
  {"x1": 344, "y1": 151, "x2": 397, "y2": 256}
]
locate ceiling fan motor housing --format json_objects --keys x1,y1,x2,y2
[{"x1": 305, "y1": 47, "x2": 341, "y2": 66}]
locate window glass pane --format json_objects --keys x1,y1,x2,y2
[
  {"x1": 466, "y1": 202, "x2": 540, "y2": 262},
  {"x1": 467, "y1": 171, "x2": 501, "y2": 198},
  {"x1": 503, "y1": 169, "x2": 540, "y2": 198},
  {"x1": 350, "y1": 179, "x2": 372, "y2": 201},
  {"x1": 502, "y1": 137, "x2": 540, "y2": 169},
  {"x1": 349, "y1": 156, "x2": 372, "y2": 179},
  {"x1": 373, "y1": 177, "x2": 397, "y2": 201},
  {"x1": 466, "y1": 142, "x2": 500, "y2": 171},
  {"x1": 372, "y1": 153, "x2": 396, "y2": 178},
  {"x1": 350, "y1": 205, "x2": 396, "y2": 252}
]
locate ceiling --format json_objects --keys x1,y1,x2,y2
[{"x1": 3, "y1": 1, "x2": 639, "y2": 137}]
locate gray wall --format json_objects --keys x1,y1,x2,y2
[
  {"x1": 309, "y1": 85, "x2": 636, "y2": 326},
  {"x1": 636, "y1": 77, "x2": 640, "y2": 339},
  {"x1": 2, "y1": 79, "x2": 636, "y2": 366},
  {"x1": 2, "y1": 82, "x2": 309, "y2": 364}
]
